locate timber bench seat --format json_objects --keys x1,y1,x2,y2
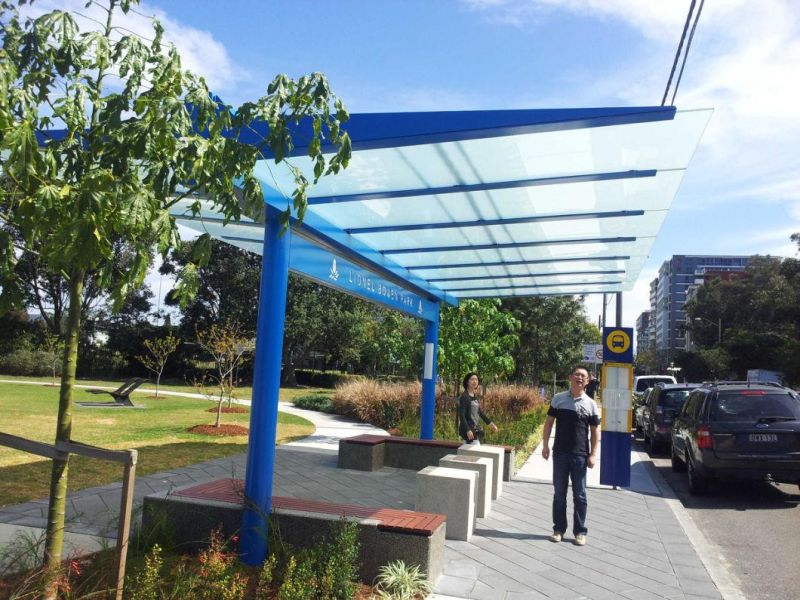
[
  {"x1": 142, "y1": 478, "x2": 445, "y2": 583},
  {"x1": 338, "y1": 434, "x2": 516, "y2": 481}
]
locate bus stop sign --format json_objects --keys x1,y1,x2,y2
[{"x1": 602, "y1": 327, "x2": 633, "y2": 363}]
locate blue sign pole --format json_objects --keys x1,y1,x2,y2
[
  {"x1": 240, "y1": 208, "x2": 291, "y2": 566},
  {"x1": 420, "y1": 305, "x2": 440, "y2": 439}
]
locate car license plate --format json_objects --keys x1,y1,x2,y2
[{"x1": 749, "y1": 434, "x2": 777, "y2": 442}]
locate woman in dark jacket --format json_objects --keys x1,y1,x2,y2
[{"x1": 458, "y1": 372, "x2": 498, "y2": 444}]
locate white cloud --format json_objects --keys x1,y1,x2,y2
[{"x1": 20, "y1": 0, "x2": 247, "y2": 95}]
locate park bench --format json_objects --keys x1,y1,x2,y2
[
  {"x1": 142, "y1": 478, "x2": 445, "y2": 583},
  {"x1": 338, "y1": 434, "x2": 516, "y2": 481},
  {"x1": 79, "y1": 377, "x2": 147, "y2": 407}
]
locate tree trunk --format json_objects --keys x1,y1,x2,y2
[
  {"x1": 43, "y1": 271, "x2": 83, "y2": 586},
  {"x1": 215, "y1": 397, "x2": 223, "y2": 427}
]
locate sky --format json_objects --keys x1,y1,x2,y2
[{"x1": 25, "y1": 0, "x2": 800, "y2": 330}]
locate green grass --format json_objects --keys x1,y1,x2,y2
[{"x1": 0, "y1": 379, "x2": 317, "y2": 507}]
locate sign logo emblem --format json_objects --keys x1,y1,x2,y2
[
  {"x1": 605, "y1": 329, "x2": 631, "y2": 354},
  {"x1": 329, "y1": 258, "x2": 340, "y2": 281},
  {"x1": 418, "y1": 300, "x2": 423, "y2": 314}
]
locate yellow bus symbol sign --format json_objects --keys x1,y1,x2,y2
[{"x1": 605, "y1": 329, "x2": 631, "y2": 354}]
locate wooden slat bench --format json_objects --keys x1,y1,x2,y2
[
  {"x1": 141, "y1": 478, "x2": 445, "y2": 583},
  {"x1": 338, "y1": 434, "x2": 516, "y2": 481}
]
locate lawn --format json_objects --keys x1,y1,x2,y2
[{"x1": 0, "y1": 380, "x2": 320, "y2": 507}]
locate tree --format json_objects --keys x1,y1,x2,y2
[
  {"x1": 196, "y1": 323, "x2": 253, "y2": 427},
  {"x1": 136, "y1": 335, "x2": 179, "y2": 398},
  {"x1": 280, "y1": 275, "x2": 372, "y2": 385},
  {"x1": 685, "y1": 251, "x2": 800, "y2": 384},
  {"x1": 161, "y1": 238, "x2": 262, "y2": 336},
  {"x1": 41, "y1": 331, "x2": 64, "y2": 386},
  {"x1": 0, "y1": 0, "x2": 350, "y2": 578},
  {"x1": 438, "y1": 299, "x2": 519, "y2": 397},
  {"x1": 502, "y1": 296, "x2": 599, "y2": 385}
]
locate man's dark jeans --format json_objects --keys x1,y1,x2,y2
[{"x1": 552, "y1": 451, "x2": 588, "y2": 535}]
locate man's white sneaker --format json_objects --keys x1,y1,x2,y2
[
  {"x1": 549, "y1": 531, "x2": 563, "y2": 543},
  {"x1": 574, "y1": 534, "x2": 586, "y2": 546}
]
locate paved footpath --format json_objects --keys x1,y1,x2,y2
[{"x1": 0, "y1": 389, "x2": 743, "y2": 599}]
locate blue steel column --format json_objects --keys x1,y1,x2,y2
[
  {"x1": 240, "y1": 208, "x2": 291, "y2": 565},
  {"x1": 420, "y1": 304, "x2": 440, "y2": 440}
]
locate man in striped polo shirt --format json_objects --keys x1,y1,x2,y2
[{"x1": 541, "y1": 365, "x2": 600, "y2": 546}]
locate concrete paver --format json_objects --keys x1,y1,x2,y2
[{"x1": 0, "y1": 392, "x2": 740, "y2": 599}]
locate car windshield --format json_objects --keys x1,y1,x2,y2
[
  {"x1": 662, "y1": 390, "x2": 691, "y2": 409},
  {"x1": 710, "y1": 392, "x2": 800, "y2": 422},
  {"x1": 636, "y1": 377, "x2": 673, "y2": 392}
]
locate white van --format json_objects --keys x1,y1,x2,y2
[{"x1": 633, "y1": 375, "x2": 677, "y2": 396}]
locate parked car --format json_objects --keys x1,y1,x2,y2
[
  {"x1": 643, "y1": 383, "x2": 698, "y2": 453},
  {"x1": 670, "y1": 382, "x2": 800, "y2": 494},
  {"x1": 633, "y1": 387, "x2": 653, "y2": 435},
  {"x1": 633, "y1": 375, "x2": 677, "y2": 400}
]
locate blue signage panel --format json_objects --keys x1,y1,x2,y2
[
  {"x1": 289, "y1": 236, "x2": 439, "y2": 321},
  {"x1": 602, "y1": 326, "x2": 633, "y2": 363}
]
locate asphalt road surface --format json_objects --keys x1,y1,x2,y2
[{"x1": 636, "y1": 437, "x2": 800, "y2": 600}]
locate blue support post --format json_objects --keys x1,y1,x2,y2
[
  {"x1": 420, "y1": 305, "x2": 440, "y2": 439},
  {"x1": 240, "y1": 208, "x2": 291, "y2": 566}
]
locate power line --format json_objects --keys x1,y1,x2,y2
[
  {"x1": 671, "y1": 0, "x2": 706, "y2": 105},
  {"x1": 661, "y1": 0, "x2": 697, "y2": 106}
]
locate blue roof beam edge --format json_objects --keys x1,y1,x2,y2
[
  {"x1": 450, "y1": 281, "x2": 625, "y2": 292},
  {"x1": 428, "y1": 269, "x2": 626, "y2": 283},
  {"x1": 407, "y1": 255, "x2": 631, "y2": 270},
  {"x1": 383, "y1": 236, "x2": 639, "y2": 256},
  {"x1": 346, "y1": 209, "x2": 646, "y2": 235},
  {"x1": 274, "y1": 106, "x2": 678, "y2": 156},
  {"x1": 309, "y1": 170, "x2": 657, "y2": 207}
]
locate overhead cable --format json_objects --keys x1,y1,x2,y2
[{"x1": 661, "y1": 0, "x2": 697, "y2": 106}]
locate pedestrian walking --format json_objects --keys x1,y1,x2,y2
[
  {"x1": 458, "y1": 373, "x2": 498, "y2": 444},
  {"x1": 541, "y1": 365, "x2": 600, "y2": 546}
]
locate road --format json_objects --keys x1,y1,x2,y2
[{"x1": 637, "y1": 437, "x2": 800, "y2": 600}]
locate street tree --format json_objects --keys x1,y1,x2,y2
[
  {"x1": 0, "y1": 0, "x2": 350, "y2": 578},
  {"x1": 196, "y1": 322, "x2": 253, "y2": 426},
  {"x1": 438, "y1": 299, "x2": 519, "y2": 397},
  {"x1": 136, "y1": 334, "x2": 179, "y2": 398},
  {"x1": 502, "y1": 296, "x2": 599, "y2": 385}
]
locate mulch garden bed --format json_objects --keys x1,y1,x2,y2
[
  {"x1": 188, "y1": 424, "x2": 249, "y2": 436},
  {"x1": 206, "y1": 405, "x2": 250, "y2": 414}
]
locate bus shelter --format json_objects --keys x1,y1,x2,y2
[{"x1": 172, "y1": 105, "x2": 711, "y2": 564}]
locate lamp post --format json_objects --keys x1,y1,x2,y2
[{"x1": 693, "y1": 316, "x2": 722, "y2": 345}]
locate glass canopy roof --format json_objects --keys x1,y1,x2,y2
[{"x1": 174, "y1": 106, "x2": 711, "y2": 306}]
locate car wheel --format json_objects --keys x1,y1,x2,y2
[
  {"x1": 687, "y1": 453, "x2": 708, "y2": 495},
  {"x1": 671, "y1": 444, "x2": 686, "y2": 472}
]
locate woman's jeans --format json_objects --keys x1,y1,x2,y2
[{"x1": 552, "y1": 452, "x2": 588, "y2": 535}]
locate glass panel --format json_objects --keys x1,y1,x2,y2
[
  {"x1": 309, "y1": 170, "x2": 684, "y2": 230},
  {"x1": 256, "y1": 109, "x2": 711, "y2": 198},
  {"x1": 440, "y1": 272, "x2": 621, "y2": 290},
  {"x1": 455, "y1": 284, "x2": 624, "y2": 298}
]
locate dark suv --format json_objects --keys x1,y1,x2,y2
[
  {"x1": 671, "y1": 382, "x2": 800, "y2": 494},
  {"x1": 643, "y1": 383, "x2": 698, "y2": 454}
]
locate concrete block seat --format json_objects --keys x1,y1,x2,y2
[
  {"x1": 416, "y1": 466, "x2": 477, "y2": 541},
  {"x1": 142, "y1": 478, "x2": 445, "y2": 583},
  {"x1": 457, "y1": 444, "x2": 505, "y2": 499},
  {"x1": 439, "y1": 454, "x2": 493, "y2": 518},
  {"x1": 339, "y1": 434, "x2": 515, "y2": 481}
]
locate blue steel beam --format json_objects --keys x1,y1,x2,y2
[
  {"x1": 311, "y1": 170, "x2": 656, "y2": 207},
  {"x1": 345, "y1": 209, "x2": 646, "y2": 235},
  {"x1": 448, "y1": 280, "x2": 624, "y2": 292},
  {"x1": 427, "y1": 269, "x2": 625, "y2": 283},
  {"x1": 406, "y1": 255, "x2": 631, "y2": 271},
  {"x1": 383, "y1": 237, "x2": 637, "y2": 256}
]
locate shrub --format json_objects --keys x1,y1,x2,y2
[
  {"x1": 294, "y1": 369, "x2": 363, "y2": 388},
  {"x1": 331, "y1": 380, "x2": 432, "y2": 429},
  {"x1": 293, "y1": 393, "x2": 334, "y2": 413},
  {"x1": 0, "y1": 348, "x2": 60, "y2": 377},
  {"x1": 372, "y1": 560, "x2": 432, "y2": 600}
]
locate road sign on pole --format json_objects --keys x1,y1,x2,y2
[{"x1": 582, "y1": 343, "x2": 603, "y2": 364}]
